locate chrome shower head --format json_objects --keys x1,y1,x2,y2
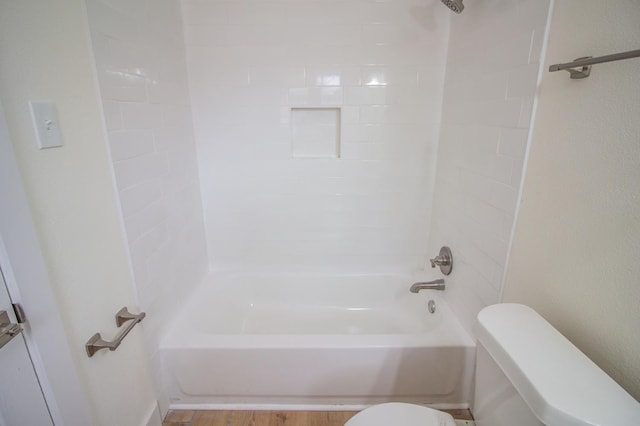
[{"x1": 441, "y1": 0, "x2": 464, "y2": 13}]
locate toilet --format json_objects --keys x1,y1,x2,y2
[{"x1": 346, "y1": 304, "x2": 640, "y2": 426}]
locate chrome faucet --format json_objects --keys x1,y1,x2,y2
[{"x1": 410, "y1": 279, "x2": 445, "y2": 293}]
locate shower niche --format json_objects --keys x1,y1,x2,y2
[{"x1": 291, "y1": 108, "x2": 341, "y2": 159}]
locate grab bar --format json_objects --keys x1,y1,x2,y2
[{"x1": 85, "y1": 307, "x2": 145, "y2": 357}]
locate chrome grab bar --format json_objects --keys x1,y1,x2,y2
[{"x1": 85, "y1": 307, "x2": 145, "y2": 357}]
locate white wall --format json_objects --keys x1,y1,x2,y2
[
  {"x1": 0, "y1": 0, "x2": 158, "y2": 424},
  {"x1": 503, "y1": 0, "x2": 640, "y2": 401},
  {"x1": 428, "y1": 0, "x2": 551, "y2": 332},
  {"x1": 84, "y1": 0, "x2": 208, "y2": 392},
  {"x1": 182, "y1": 0, "x2": 450, "y2": 272}
]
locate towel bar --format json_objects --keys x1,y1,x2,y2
[
  {"x1": 85, "y1": 307, "x2": 145, "y2": 357},
  {"x1": 549, "y1": 49, "x2": 640, "y2": 79}
]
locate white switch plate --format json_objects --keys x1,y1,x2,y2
[{"x1": 29, "y1": 101, "x2": 63, "y2": 149}]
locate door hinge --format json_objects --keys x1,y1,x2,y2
[{"x1": 12, "y1": 303, "x2": 26, "y2": 324}]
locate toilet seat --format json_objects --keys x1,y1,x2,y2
[{"x1": 345, "y1": 403, "x2": 456, "y2": 426}]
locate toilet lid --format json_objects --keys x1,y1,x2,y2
[{"x1": 345, "y1": 403, "x2": 457, "y2": 426}]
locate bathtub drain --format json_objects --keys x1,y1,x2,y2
[{"x1": 428, "y1": 299, "x2": 436, "y2": 314}]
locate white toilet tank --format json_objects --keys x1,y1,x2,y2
[{"x1": 473, "y1": 304, "x2": 640, "y2": 426}]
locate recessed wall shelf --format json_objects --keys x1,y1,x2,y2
[
  {"x1": 549, "y1": 48, "x2": 640, "y2": 79},
  {"x1": 291, "y1": 108, "x2": 341, "y2": 159}
]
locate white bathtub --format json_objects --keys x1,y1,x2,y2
[{"x1": 160, "y1": 273, "x2": 475, "y2": 409}]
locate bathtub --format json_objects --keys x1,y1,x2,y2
[{"x1": 160, "y1": 273, "x2": 475, "y2": 409}]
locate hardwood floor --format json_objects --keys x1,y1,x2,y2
[
  {"x1": 163, "y1": 410, "x2": 357, "y2": 426},
  {"x1": 163, "y1": 409, "x2": 473, "y2": 426}
]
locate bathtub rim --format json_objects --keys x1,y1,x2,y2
[{"x1": 161, "y1": 271, "x2": 474, "y2": 349}]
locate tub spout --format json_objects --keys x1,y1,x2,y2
[{"x1": 410, "y1": 279, "x2": 445, "y2": 293}]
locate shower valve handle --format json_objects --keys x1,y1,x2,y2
[
  {"x1": 430, "y1": 256, "x2": 450, "y2": 268},
  {"x1": 429, "y1": 246, "x2": 453, "y2": 275}
]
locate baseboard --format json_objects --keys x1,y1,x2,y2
[{"x1": 143, "y1": 401, "x2": 162, "y2": 426}]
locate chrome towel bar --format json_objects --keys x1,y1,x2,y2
[
  {"x1": 549, "y1": 48, "x2": 640, "y2": 79},
  {"x1": 85, "y1": 307, "x2": 145, "y2": 357}
]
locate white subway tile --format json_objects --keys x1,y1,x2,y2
[
  {"x1": 363, "y1": 2, "x2": 417, "y2": 26},
  {"x1": 163, "y1": 105, "x2": 193, "y2": 128},
  {"x1": 102, "y1": 101, "x2": 122, "y2": 131},
  {"x1": 130, "y1": 224, "x2": 169, "y2": 268},
  {"x1": 475, "y1": 272, "x2": 501, "y2": 306},
  {"x1": 360, "y1": 104, "x2": 436, "y2": 124},
  {"x1": 463, "y1": 196, "x2": 507, "y2": 244},
  {"x1": 228, "y1": 2, "x2": 287, "y2": 26},
  {"x1": 284, "y1": 44, "x2": 349, "y2": 66},
  {"x1": 345, "y1": 87, "x2": 386, "y2": 106},
  {"x1": 153, "y1": 127, "x2": 191, "y2": 152},
  {"x1": 487, "y1": 154, "x2": 515, "y2": 184},
  {"x1": 340, "y1": 105, "x2": 360, "y2": 125},
  {"x1": 489, "y1": 181, "x2": 518, "y2": 216},
  {"x1": 361, "y1": 66, "x2": 419, "y2": 86},
  {"x1": 492, "y1": 31, "x2": 535, "y2": 71},
  {"x1": 99, "y1": 0, "x2": 146, "y2": 20},
  {"x1": 498, "y1": 128, "x2": 529, "y2": 159},
  {"x1": 305, "y1": 66, "x2": 361, "y2": 87},
  {"x1": 506, "y1": 63, "x2": 540, "y2": 98},
  {"x1": 361, "y1": 23, "x2": 426, "y2": 47},
  {"x1": 108, "y1": 39, "x2": 151, "y2": 77},
  {"x1": 109, "y1": 130, "x2": 155, "y2": 161},
  {"x1": 97, "y1": 67, "x2": 147, "y2": 102},
  {"x1": 120, "y1": 102, "x2": 165, "y2": 129},
  {"x1": 124, "y1": 199, "x2": 168, "y2": 242},
  {"x1": 296, "y1": 25, "x2": 360, "y2": 47},
  {"x1": 242, "y1": 105, "x2": 291, "y2": 125},
  {"x1": 145, "y1": 242, "x2": 172, "y2": 288},
  {"x1": 510, "y1": 158, "x2": 525, "y2": 189},
  {"x1": 529, "y1": 27, "x2": 546, "y2": 64},
  {"x1": 460, "y1": 239, "x2": 501, "y2": 284},
  {"x1": 518, "y1": 97, "x2": 535, "y2": 128},
  {"x1": 113, "y1": 153, "x2": 169, "y2": 190},
  {"x1": 187, "y1": 55, "x2": 250, "y2": 86},
  {"x1": 249, "y1": 67, "x2": 305, "y2": 87},
  {"x1": 162, "y1": 165, "x2": 198, "y2": 196},
  {"x1": 181, "y1": 1, "x2": 229, "y2": 26},
  {"x1": 288, "y1": 87, "x2": 344, "y2": 107},
  {"x1": 458, "y1": 169, "x2": 493, "y2": 205},
  {"x1": 86, "y1": 0, "x2": 139, "y2": 42},
  {"x1": 517, "y1": 0, "x2": 552, "y2": 31},
  {"x1": 119, "y1": 179, "x2": 164, "y2": 217}
]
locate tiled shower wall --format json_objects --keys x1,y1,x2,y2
[
  {"x1": 182, "y1": 0, "x2": 450, "y2": 272},
  {"x1": 429, "y1": 0, "x2": 551, "y2": 332},
  {"x1": 85, "y1": 0, "x2": 208, "y2": 355}
]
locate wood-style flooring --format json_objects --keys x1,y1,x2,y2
[{"x1": 163, "y1": 409, "x2": 473, "y2": 426}]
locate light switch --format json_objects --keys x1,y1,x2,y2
[{"x1": 29, "y1": 101, "x2": 63, "y2": 149}]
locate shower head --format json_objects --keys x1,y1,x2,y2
[{"x1": 441, "y1": 0, "x2": 464, "y2": 13}]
